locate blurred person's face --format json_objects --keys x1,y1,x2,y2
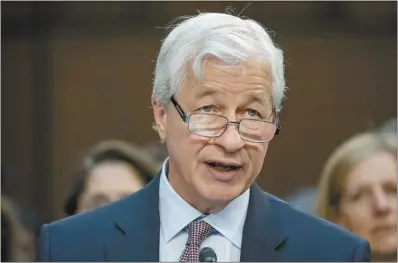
[
  {"x1": 77, "y1": 162, "x2": 145, "y2": 213},
  {"x1": 153, "y1": 59, "x2": 275, "y2": 213},
  {"x1": 337, "y1": 152, "x2": 397, "y2": 256},
  {"x1": 17, "y1": 225, "x2": 35, "y2": 261}
]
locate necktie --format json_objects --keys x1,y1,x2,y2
[{"x1": 180, "y1": 220, "x2": 213, "y2": 262}]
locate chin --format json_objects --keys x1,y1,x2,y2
[{"x1": 199, "y1": 183, "x2": 244, "y2": 203}]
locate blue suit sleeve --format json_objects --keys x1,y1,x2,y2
[
  {"x1": 36, "y1": 223, "x2": 51, "y2": 262},
  {"x1": 352, "y1": 239, "x2": 371, "y2": 262}
]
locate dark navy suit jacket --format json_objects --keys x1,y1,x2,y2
[{"x1": 37, "y1": 172, "x2": 371, "y2": 262}]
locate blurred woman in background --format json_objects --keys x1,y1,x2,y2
[
  {"x1": 141, "y1": 141, "x2": 168, "y2": 168},
  {"x1": 316, "y1": 132, "x2": 397, "y2": 262},
  {"x1": 2, "y1": 197, "x2": 24, "y2": 261},
  {"x1": 64, "y1": 140, "x2": 159, "y2": 216}
]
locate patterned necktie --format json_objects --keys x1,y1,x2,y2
[{"x1": 180, "y1": 220, "x2": 213, "y2": 262}]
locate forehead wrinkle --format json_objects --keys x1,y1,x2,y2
[
  {"x1": 191, "y1": 84, "x2": 271, "y2": 109},
  {"x1": 240, "y1": 93, "x2": 269, "y2": 107},
  {"x1": 192, "y1": 84, "x2": 225, "y2": 99}
]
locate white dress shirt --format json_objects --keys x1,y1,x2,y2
[{"x1": 159, "y1": 158, "x2": 250, "y2": 262}]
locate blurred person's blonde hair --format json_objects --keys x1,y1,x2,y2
[
  {"x1": 141, "y1": 142, "x2": 168, "y2": 168},
  {"x1": 316, "y1": 132, "x2": 397, "y2": 220},
  {"x1": 1, "y1": 197, "x2": 25, "y2": 261}
]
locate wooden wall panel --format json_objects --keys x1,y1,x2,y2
[
  {"x1": 50, "y1": 36, "x2": 161, "y2": 217},
  {"x1": 2, "y1": 39, "x2": 36, "y2": 206},
  {"x1": 259, "y1": 37, "x2": 396, "y2": 196}
]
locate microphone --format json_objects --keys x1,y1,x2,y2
[{"x1": 199, "y1": 247, "x2": 217, "y2": 262}]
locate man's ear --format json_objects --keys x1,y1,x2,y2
[{"x1": 152, "y1": 94, "x2": 167, "y2": 142}]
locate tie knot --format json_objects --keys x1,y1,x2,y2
[{"x1": 186, "y1": 220, "x2": 213, "y2": 246}]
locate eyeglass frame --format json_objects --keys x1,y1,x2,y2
[{"x1": 170, "y1": 95, "x2": 281, "y2": 143}]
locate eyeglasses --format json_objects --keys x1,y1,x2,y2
[{"x1": 170, "y1": 95, "x2": 280, "y2": 143}]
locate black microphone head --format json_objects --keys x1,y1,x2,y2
[{"x1": 199, "y1": 247, "x2": 217, "y2": 262}]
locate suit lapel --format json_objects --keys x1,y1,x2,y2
[
  {"x1": 104, "y1": 173, "x2": 288, "y2": 261},
  {"x1": 240, "y1": 184, "x2": 288, "y2": 262},
  {"x1": 105, "y1": 173, "x2": 161, "y2": 262}
]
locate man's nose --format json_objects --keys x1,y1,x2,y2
[{"x1": 214, "y1": 122, "x2": 245, "y2": 153}]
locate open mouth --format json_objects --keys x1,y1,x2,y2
[{"x1": 205, "y1": 162, "x2": 242, "y2": 172}]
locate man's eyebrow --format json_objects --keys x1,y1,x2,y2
[
  {"x1": 193, "y1": 87, "x2": 271, "y2": 106},
  {"x1": 193, "y1": 87, "x2": 222, "y2": 99},
  {"x1": 242, "y1": 94, "x2": 269, "y2": 107}
]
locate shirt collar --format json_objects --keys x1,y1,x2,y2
[
  {"x1": 159, "y1": 158, "x2": 202, "y2": 243},
  {"x1": 159, "y1": 158, "x2": 250, "y2": 248}
]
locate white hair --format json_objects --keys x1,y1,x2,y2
[{"x1": 152, "y1": 12, "x2": 286, "y2": 113}]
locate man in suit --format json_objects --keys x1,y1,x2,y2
[{"x1": 37, "y1": 12, "x2": 371, "y2": 262}]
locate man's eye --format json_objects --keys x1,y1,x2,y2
[
  {"x1": 199, "y1": 105, "x2": 214, "y2": 113},
  {"x1": 247, "y1": 109, "x2": 262, "y2": 118}
]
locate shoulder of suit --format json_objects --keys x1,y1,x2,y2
[
  {"x1": 47, "y1": 191, "x2": 140, "y2": 231},
  {"x1": 262, "y1": 190, "x2": 366, "y2": 245}
]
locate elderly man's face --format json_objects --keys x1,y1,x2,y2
[{"x1": 153, "y1": 58, "x2": 274, "y2": 212}]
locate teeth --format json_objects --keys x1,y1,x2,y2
[
  {"x1": 208, "y1": 162, "x2": 240, "y2": 171},
  {"x1": 215, "y1": 166, "x2": 232, "y2": 171}
]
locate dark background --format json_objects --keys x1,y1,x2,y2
[{"x1": 2, "y1": 1, "x2": 396, "y2": 221}]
